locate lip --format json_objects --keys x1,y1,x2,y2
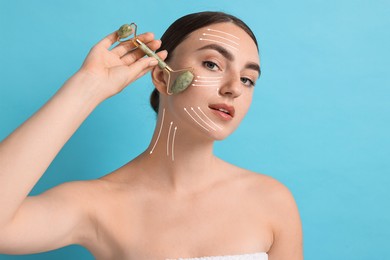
[{"x1": 208, "y1": 103, "x2": 235, "y2": 120}]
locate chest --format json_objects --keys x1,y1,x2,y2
[{"x1": 90, "y1": 188, "x2": 272, "y2": 259}]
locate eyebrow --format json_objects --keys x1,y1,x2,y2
[
  {"x1": 197, "y1": 44, "x2": 234, "y2": 61},
  {"x1": 247, "y1": 63, "x2": 261, "y2": 78},
  {"x1": 196, "y1": 43, "x2": 261, "y2": 78}
]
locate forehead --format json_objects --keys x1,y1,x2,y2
[
  {"x1": 190, "y1": 22, "x2": 253, "y2": 41},
  {"x1": 173, "y1": 22, "x2": 259, "y2": 63}
]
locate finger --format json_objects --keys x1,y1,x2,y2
[
  {"x1": 96, "y1": 31, "x2": 119, "y2": 49},
  {"x1": 130, "y1": 51, "x2": 168, "y2": 78},
  {"x1": 128, "y1": 52, "x2": 168, "y2": 82},
  {"x1": 120, "y1": 40, "x2": 163, "y2": 65},
  {"x1": 111, "y1": 32, "x2": 156, "y2": 57},
  {"x1": 115, "y1": 56, "x2": 159, "y2": 88},
  {"x1": 116, "y1": 51, "x2": 168, "y2": 91},
  {"x1": 133, "y1": 51, "x2": 169, "y2": 80},
  {"x1": 133, "y1": 63, "x2": 157, "y2": 81},
  {"x1": 117, "y1": 38, "x2": 161, "y2": 61}
]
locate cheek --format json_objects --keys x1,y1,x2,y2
[
  {"x1": 241, "y1": 93, "x2": 254, "y2": 116},
  {"x1": 167, "y1": 88, "x2": 222, "y2": 133},
  {"x1": 185, "y1": 67, "x2": 224, "y2": 97},
  {"x1": 181, "y1": 77, "x2": 220, "y2": 102}
]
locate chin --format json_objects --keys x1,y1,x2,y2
[
  {"x1": 214, "y1": 136, "x2": 228, "y2": 141},
  {"x1": 209, "y1": 130, "x2": 234, "y2": 141}
]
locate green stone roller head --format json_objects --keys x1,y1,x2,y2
[
  {"x1": 117, "y1": 24, "x2": 134, "y2": 40},
  {"x1": 170, "y1": 70, "x2": 194, "y2": 94},
  {"x1": 117, "y1": 23, "x2": 194, "y2": 95}
]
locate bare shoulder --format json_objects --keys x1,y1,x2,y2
[
  {"x1": 237, "y1": 168, "x2": 301, "y2": 230},
  {"x1": 239, "y1": 169, "x2": 302, "y2": 258},
  {"x1": 49, "y1": 169, "x2": 132, "y2": 202},
  {"x1": 219, "y1": 160, "x2": 298, "y2": 208},
  {"x1": 41, "y1": 178, "x2": 105, "y2": 201},
  {"x1": 237, "y1": 168, "x2": 297, "y2": 205}
]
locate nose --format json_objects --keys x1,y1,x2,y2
[{"x1": 218, "y1": 74, "x2": 242, "y2": 98}]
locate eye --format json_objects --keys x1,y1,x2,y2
[
  {"x1": 241, "y1": 77, "x2": 255, "y2": 87},
  {"x1": 203, "y1": 61, "x2": 220, "y2": 71}
]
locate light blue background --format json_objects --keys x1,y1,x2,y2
[{"x1": 1, "y1": 0, "x2": 389, "y2": 259}]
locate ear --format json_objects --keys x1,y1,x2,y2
[{"x1": 151, "y1": 66, "x2": 169, "y2": 95}]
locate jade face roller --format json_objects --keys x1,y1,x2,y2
[{"x1": 117, "y1": 23, "x2": 194, "y2": 95}]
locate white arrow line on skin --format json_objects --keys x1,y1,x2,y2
[
  {"x1": 198, "y1": 107, "x2": 223, "y2": 130},
  {"x1": 199, "y1": 38, "x2": 239, "y2": 51},
  {"x1": 184, "y1": 107, "x2": 210, "y2": 132},
  {"x1": 191, "y1": 107, "x2": 216, "y2": 131},
  {"x1": 202, "y1": 33, "x2": 239, "y2": 45},
  {"x1": 194, "y1": 79, "x2": 221, "y2": 83},
  {"x1": 167, "y1": 121, "x2": 173, "y2": 156},
  {"x1": 171, "y1": 126, "x2": 177, "y2": 161},
  {"x1": 150, "y1": 108, "x2": 165, "y2": 154},
  {"x1": 207, "y1": 28, "x2": 240, "y2": 39},
  {"x1": 192, "y1": 84, "x2": 220, "y2": 87},
  {"x1": 197, "y1": 75, "x2": 223, "y2": 79}
]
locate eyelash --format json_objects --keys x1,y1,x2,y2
[
  {"x1": 241, "y1": 77, "x2": 255, "y2": 87},
  {"x1": 202, "y1": 60, "x2": 256, "y2": 87},
  {"x1": 203, "y1": 61, "x2": 220, "y2": 71}
]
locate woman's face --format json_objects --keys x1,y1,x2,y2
[{"x1": 160, "y1": 22, "x2": 260, "y2": 140}]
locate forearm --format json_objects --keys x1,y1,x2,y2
[{"x1": 0, "y1": 72, "x2": 102, "y2": 226}]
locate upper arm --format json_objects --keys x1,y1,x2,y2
[
  {"x1": 267, "y1": 180, "x2": 303, "y2": 260},
  {"x1": 0, "y1": 181, "x2": 97, "y2": 254}
]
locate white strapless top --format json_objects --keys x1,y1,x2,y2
[{"x1": 173, "y1": 252, "x2": 268, "y2": 260}]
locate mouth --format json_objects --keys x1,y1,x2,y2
[{"x1": 209, "y1": 104, "x2": 235, "y2": 120}]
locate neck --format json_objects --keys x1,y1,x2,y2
[{"x1": 135, "y1": 111, "x2": 220, "y2": 194}]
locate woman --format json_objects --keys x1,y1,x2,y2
[{"x1": 0, "y1": 12, "x2": 302, "y2": 259}]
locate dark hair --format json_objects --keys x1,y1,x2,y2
[{"x1": 150, "y1": 11, "x2": 259, "y2": 113}]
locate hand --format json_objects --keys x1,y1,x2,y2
[{"x1": 77, "y1": 31, "x2": 167, "y2": 101}]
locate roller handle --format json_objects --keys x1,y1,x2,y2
[{"x1": 135, "y1": 38, "x2": 169, "y2": 70}]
